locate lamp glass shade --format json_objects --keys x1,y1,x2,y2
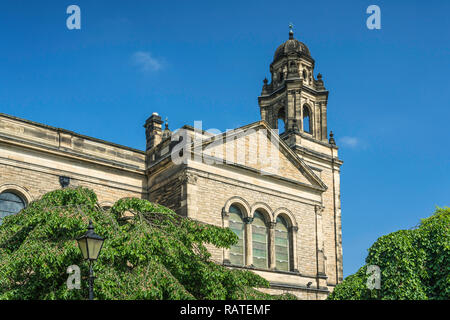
[
  {"x1": 76, "y1": 221, "x2": 104, "y2": 261},
  {"x1": 86, "y1": 237, "x2": 104, "y2": 261},
  {"x1": 77, "y1": 237, "x2": 89, "y2": 260}
]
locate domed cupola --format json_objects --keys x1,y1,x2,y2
[
  {"x1": 265, "y1": 25, "x2": 317, "y2": 92},
  {"x1": 273, "y1": 28, "x2": 312, "y2": 63},
  {"x1": 259, "y1": 25, "x2": 330, "y2": 143}
]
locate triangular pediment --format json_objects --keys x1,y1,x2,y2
[{"x1": 189, "y1": 121, "x2": 326, "y2": 191}]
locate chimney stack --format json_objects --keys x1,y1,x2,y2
[{"x1": 144, "y1": 112, "x2": 163, "y2": 151}]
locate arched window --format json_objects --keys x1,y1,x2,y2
[
  {"x1": 0, "y1": 192, "x2": 26, "y2": 224},
  {"x1": 277, "y1": 119, "x2": 285, "y2": 134},
  {"x1": 229, "y1": 205, "x2": 245, "y2": 266},
  {"x1": 277, "y1": 107, "x2": 286, "y2": 134},
  {"x1": 252, "y1": 210, "x2": 268, "y2": 269},
  {"x1": 275, "y1": 216, "x2": 290, "y2": 271},
  {"x1": 303, "y1": 105, "x2": 312, "y2": 134}
]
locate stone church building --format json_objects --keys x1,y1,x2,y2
[{"x1": 0, "y1": 29, "x2": 343, "y2": 299}]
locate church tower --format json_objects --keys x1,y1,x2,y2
[
  {"x1": 258, "y1": 25, "x2": 329, "y2": 143},
  {"x1": 259, "y1": 26, "x2": 344, "y2": 286}
]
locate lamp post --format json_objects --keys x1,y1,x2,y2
[{"x1": 76, "y1": 220, "x2": 104, "y2": 300}]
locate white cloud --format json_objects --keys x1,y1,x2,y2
[
  {"x1": 339, "y1": 136, "x2": 360, "y2": 148},
  {"x1": 131, "y1": 51, "x2": 163, "y2": 72}
]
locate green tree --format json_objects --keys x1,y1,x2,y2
[
  {"x1": 0, "y1": 187, "x2": 295, "y2": 300},
  {"x1": 328, "y1": 207, "x2": 450, "y2": 300}
]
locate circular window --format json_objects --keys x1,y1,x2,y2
[{"x1": 0, "y1": 192, "x2": 26, "y2": 224}]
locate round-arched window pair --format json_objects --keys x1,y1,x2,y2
[{"x1": 0, "y1": 191, "x2": 26, "y2": 224}]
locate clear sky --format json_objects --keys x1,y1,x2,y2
[{"x1": 0, "y1": 0, "x2": 449, "y2": 277}]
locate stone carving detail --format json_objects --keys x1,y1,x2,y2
[
  {"x1": 243, "y1": 217, "x2": 254, "y2": 224},
  {"x1": 179, "y1": 172, "x2": 198, "y2": 185},
  {"x1": 314, "y1": 205, "x2": 324, "y2": 216}
]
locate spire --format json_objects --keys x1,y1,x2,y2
[{"x1": 289, "y1": 22, "x2": 294, "y2": 39}]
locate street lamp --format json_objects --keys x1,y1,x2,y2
[{"x1": 77, "y1": 220, "x2": 104, "y2": 300}]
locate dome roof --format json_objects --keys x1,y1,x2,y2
[{"x1": 273, "y1": 32, "x2": 311, "y2": 62}]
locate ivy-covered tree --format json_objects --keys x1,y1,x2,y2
[
  {"x1": 0, "y1": 187, "x2": 294, "y2": 300},
  {"x1": 328, "y1": 207, "x2": 450, "y2": 300}
]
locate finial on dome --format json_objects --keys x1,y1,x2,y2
[{"x1": 289, "y1": 22, "x2": 294, "y2": 39}]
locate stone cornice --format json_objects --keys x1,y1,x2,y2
[
  {"x1": 258, "y1": 81, "x2": 328, "y2": 100},
  {"x1": 0, "y1": 154, "x2": 146, "y2": 194},
  {"x1": 0, "y1": 113, "x2": 145, "y2": 155},
  {"x1": 299, "y1": 131, "x2": 338, "y2": 149},
  {"x1": 269, "y1": 282, "x2": 329, "y2": 293},
  {"x1": 292, "y1": 145, "x2": 343, "y2": 166},
  {"x1": 283, "y1": 131, "x2": 338, "y2": 150},
  {"x1": 270, "y1": 52, "x2": 315, "y2": 67},
  {"x1": 0, "y1": 134, "x2": 146, "y2": 174},
  {"x1": 225, "y1": 264, "x2": 330, "y2": 293}
]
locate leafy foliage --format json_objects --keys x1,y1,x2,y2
[
  {"x1": 328, "y1": 207, "x2": 450, "y2": 300},
  {"x1": 0, "y1": 187, "x2": 295, "y2": 300}
]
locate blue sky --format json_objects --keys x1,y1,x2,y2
[{"x1": 0, "y1": 0, "x2": 449, "y2": 277}]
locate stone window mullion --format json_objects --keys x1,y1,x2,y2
[
  {"x1": 289, "y1": 225, "x2": 299, "y2": 272},
  {"x1": 269, "y1": 221, "x2": 276, "y2": 270},
  {"x1": 243, "y1": 216, "x2": 254, "y2": 267}
]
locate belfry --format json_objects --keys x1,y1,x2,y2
[{"x1": 259, "y1": 25, "x2": 329, "y2": 143}]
